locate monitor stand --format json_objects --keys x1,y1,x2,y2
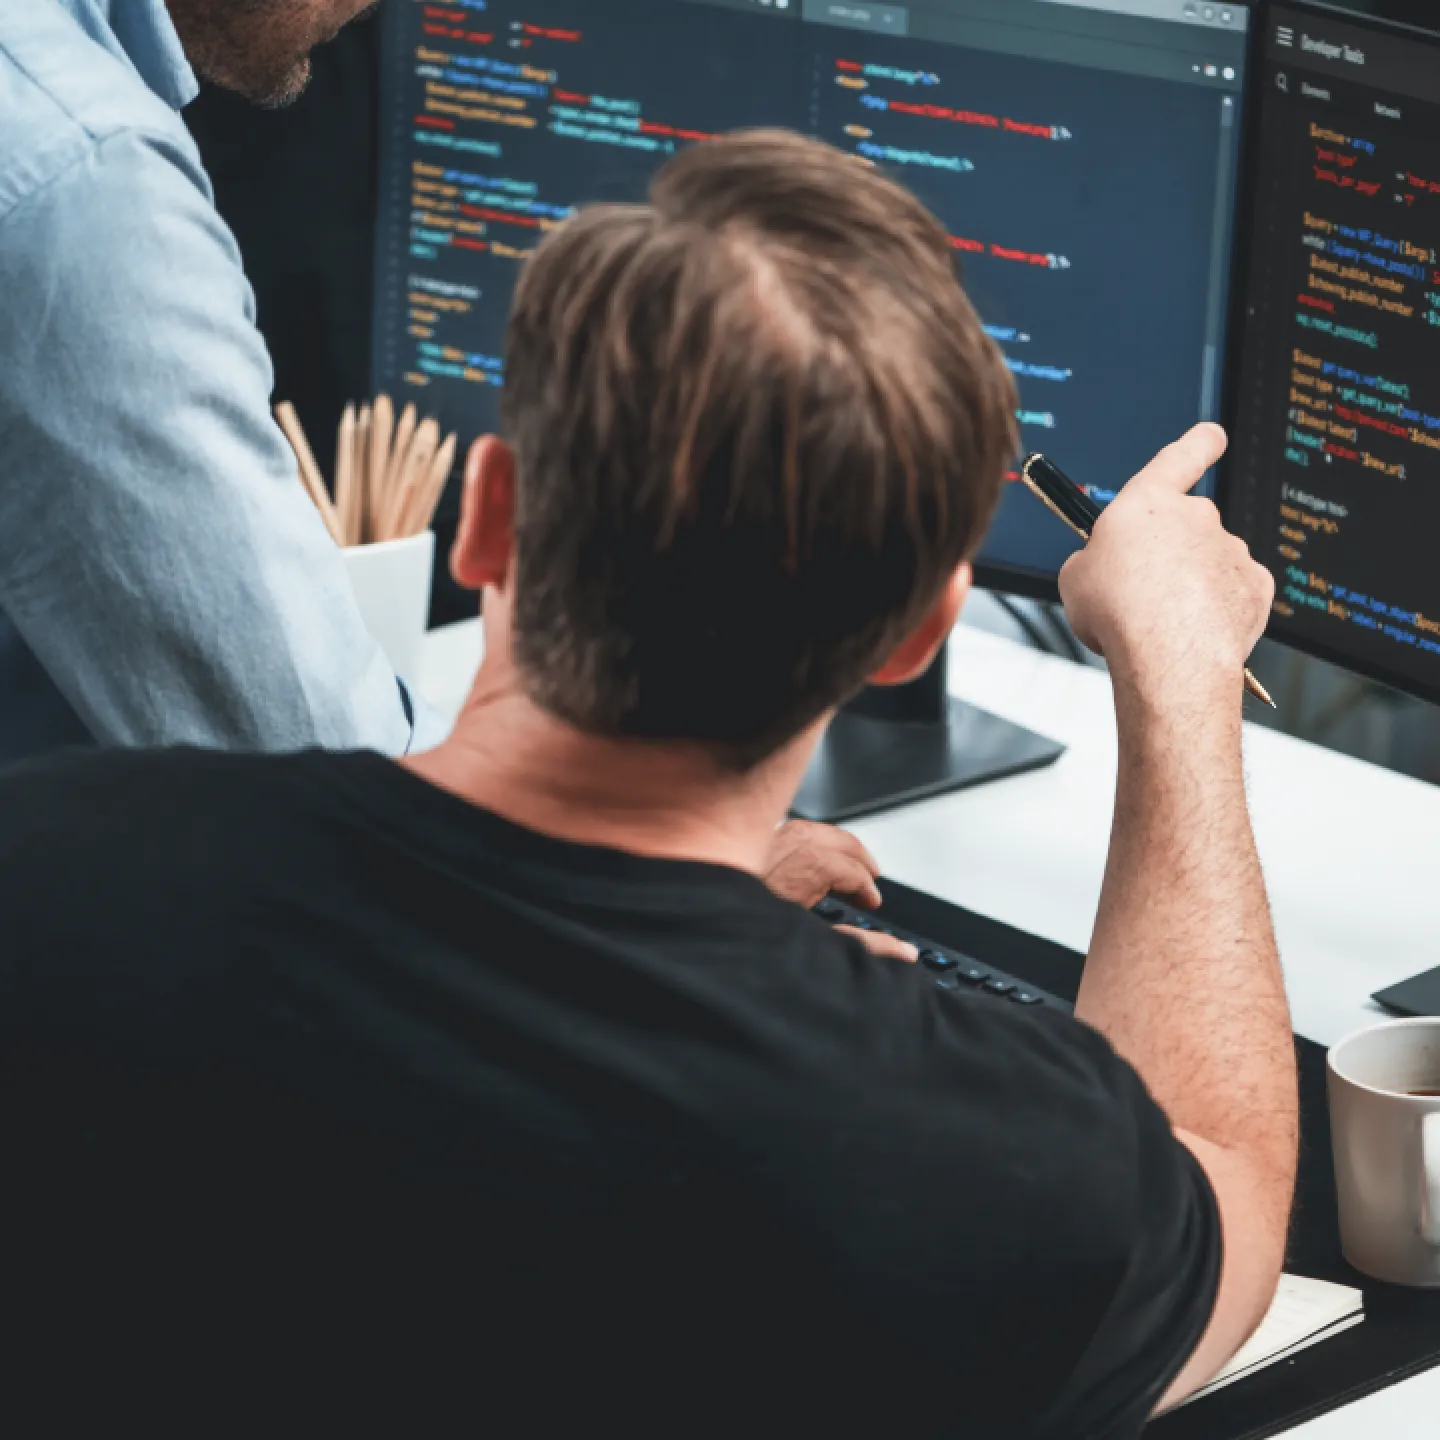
[{"x1": 792, "y1": 642, "x2": 1066, "y2": 824}]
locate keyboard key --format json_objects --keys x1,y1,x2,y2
[
  {"x1": 1011, "y1": 991, "x2": 1045, "y2": 1007},
  {"x1": 982, "y1": 979, "x2": 1017, "y2": 998},
  {"x1": 933, "y1": 975, "x2": 962, "y2": 993},
  {"x1": 956, "y1": 966, "x2": 990, "y2": 987},
  {"x1": 920, "y1": 950, "x2": 958, "y2": 973},
  {"x1": 815, "y1": 900, "x2": 845, "y2": 922}
]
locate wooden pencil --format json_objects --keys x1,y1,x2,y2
[
  {"x1": 355, "y1": 404, "x2": 373, "y2": 542},
  {"x1": 387, "y1": 403, "x2": 419, "y2": 496},
  {"x1": 407, "y1": 431, "x2": 457, "y2": 538},
  {"x1": 297, "y1": 462, "x2": 343, "y2": 544},
  {"x1": 275, "y1": 401, "x2": 325, "y2": 497},
  {"x1": 275, "y1": 402, "x2": 343, "y2": 546},
  {"x1": 380, "y1": 422, "x2": 418, "y2": 540},
  {"x1": 334, "y1": 404, "x2": 358, "y2": 547},
  {"x1": 389, "y1": 418, "x2": 440, "y2": 541},
  {"x1": 368, "y1": 395, "x2": 394, "y2": 547}
]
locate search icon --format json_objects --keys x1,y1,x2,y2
[{"x1": 1277, "y1": 72, "x2": 1289, "y2": 93}]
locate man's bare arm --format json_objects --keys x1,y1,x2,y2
[
  {"x1": 1083, "y1": 687, "x2": 1295, "y2": 1409},
  {"x1": 1060, "y1": 426, "x2": 1298, "y2": 1410}
]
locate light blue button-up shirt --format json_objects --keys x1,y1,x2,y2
[{"x1": 0, "y1": 0, "x2": 438, "y2": 764}]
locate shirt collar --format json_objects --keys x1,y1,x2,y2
[{"x1": 56, "y1": 0, "x2": 199, "y2": 110}]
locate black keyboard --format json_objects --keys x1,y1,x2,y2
[{"x1": 815, "y1": 897, "x2": 1072, "y2": 1013}]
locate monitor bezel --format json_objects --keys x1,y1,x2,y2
[
  {"x1": 1213, "y1": 0, "x2": 1440, "y2": 711},
  {"x1": 976, "y1": 0, "x2": 1266, "y2": 602}
]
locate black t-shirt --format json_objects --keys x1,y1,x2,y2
[{"x1": 0, "y1": 749, "x2": 1219, "y2": 1436}]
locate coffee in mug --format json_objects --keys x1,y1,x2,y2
[{"x1": 1328, "y1": 1018, "x2": 1440, "y2": 1287}]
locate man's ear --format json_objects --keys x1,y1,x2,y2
[
  {"x1": 869, "y1": 563, "x2": 973, "y2": 687},
  {"x1": 451, "y1": 436, "x2": 516, "y2": 592}
]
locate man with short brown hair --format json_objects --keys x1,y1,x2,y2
[
  {"x1": 0, "y1": 131, "x2": 1294, "y2": 1436},
  {"x1": 498, "y1": 130, "x2": 1016, "y2": 762}
]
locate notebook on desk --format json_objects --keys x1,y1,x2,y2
[{"x1": 1180, "y1": 1276, "x2": 1365, "y2": 1407}]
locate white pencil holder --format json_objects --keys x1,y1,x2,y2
[{"x1": 341, "y1": 530, "x2": 436, "y2": 686}]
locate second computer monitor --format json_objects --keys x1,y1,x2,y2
[
  {"x1": 1225, "y1": 2, "x2": 1440, "y2": 708},
  {"x1": 373, "y1": 0, "x2": 1252, "y2": 595}
]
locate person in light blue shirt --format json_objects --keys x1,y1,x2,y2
[{"x1": 0, "y1": 0, "x2": 442, "y2": 764}]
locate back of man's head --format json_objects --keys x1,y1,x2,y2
[{"x1": 501, "y1": 130, "x2": 1017, "y2": 770}]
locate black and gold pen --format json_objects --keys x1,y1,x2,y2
[{"x1": 1020, "y1": 453, "x2": 1276, "y2": 710}]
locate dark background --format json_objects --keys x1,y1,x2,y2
[
  {"x1": 183, "y1": 11, "x2": 486, "y2": 622},
  {"x1": 186, "y1": 16, "x2": 380, "y2": 467}
]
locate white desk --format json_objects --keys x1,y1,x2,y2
[{"x1": 418, "y1": 617, "x2": 1440, "y2": 1436}]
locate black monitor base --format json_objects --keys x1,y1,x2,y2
[
  {"x1": 791, "y1": 641, "x2": 1065, "y2": 824},
  {"x1": 793, "y1": 698, "x2": 1065, "y2": 823}
]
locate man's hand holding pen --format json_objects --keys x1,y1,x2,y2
[{"x1": 1057, "y1": 424, "x2": 1276, "y2": 719}]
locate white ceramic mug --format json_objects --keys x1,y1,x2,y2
[
  {"x1": 1328, "y1": 1018, "x2": 1440, "y2": 1287},
  {"x1": 340, "y1": 530, "x2": 436, "y2": 686}
]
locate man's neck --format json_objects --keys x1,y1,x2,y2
[{"x1": 404, "y1": 660, "x2": 813, "y2": 877}]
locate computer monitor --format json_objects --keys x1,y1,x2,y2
[
  {"x1": 372, "y1": 0, "x2": 1255, "y2": 818},
  {"x1": 1223, "y1": 2, "x2": 1440, "y2": 709},
  {"x1": 373, "y1": 0, "x2": 1253, "y2": 598}
]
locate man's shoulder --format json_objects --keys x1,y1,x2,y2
[
  {"x1": 772, "y1": 921, "x2": 1168, "y2": 1175},
  {"x1": 725, "y1": 933, "x2": 1216, "y2": 1419},
  {"x1": 795, "y1": 936, "x2": 1198, "y2": 1196},
  {"x1": 0, "y1": 747, "x2": 351, "y2": 867},
  {"x1": 0, "y1": 1, "x2": 198, "y2": 224}
]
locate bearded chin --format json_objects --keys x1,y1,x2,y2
[
  {"x1": 189, "y1": 46, "x2": 313, "y2": 107},
  {"x1": 251, "y1": 55, "x2": 314, "y2": 109},
  {"x1": 167, "y1": 0, "x2": 319, "y2": 109}
]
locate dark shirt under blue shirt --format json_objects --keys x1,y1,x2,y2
[{"x1": 0, "y1": 747, "x2": 1219, "y2": 1436}]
